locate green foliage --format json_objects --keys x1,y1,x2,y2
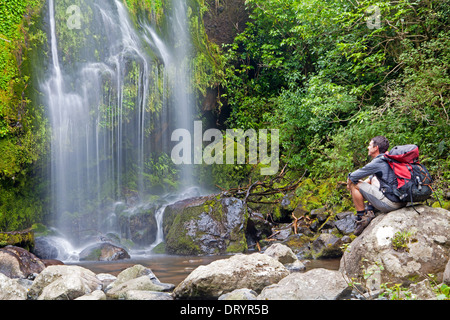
[
  {"x1": 221, "y1": 0, "x2": 449, "y2": 190},
  {"x1": 391, "y1": 230, "x2": 416, "y2": 252},
  {"x1": 379, "y1": 282, "x2": 415, "y2": 300},
  {"x1": 436, "y1": 284, "x2": 450, "y2": 300},
  {"x1": 0, "y1": 0, "x2": 48, "y2": 231},
  {"x1": 143, "y1": 152, "x2": 180, "y2": 193}
]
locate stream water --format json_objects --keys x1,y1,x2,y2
[{"x1": 69, "y1": 255, "x2": 341, "y2": 286}]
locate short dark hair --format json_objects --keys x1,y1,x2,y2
[{"x1": 371, "y1": 136, "x2": 390, "y2": 153}]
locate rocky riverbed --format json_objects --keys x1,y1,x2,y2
[{"x1": 1, "y1": 205, "x2": 449, "y2": 300}]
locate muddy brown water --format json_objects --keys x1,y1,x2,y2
[{"x1": 68, "y1": 254, "x2": 340, "y2": 287}]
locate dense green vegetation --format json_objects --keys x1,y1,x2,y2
[
  {"x1": 0, "y1": 0, "x2": 448, "y2": 231},
  {"x1": 220, "y1": 0, "x2": 449, "y2": 189},
  {"x1": 0, "y1": 1, "x2": 48, "y2": 231}
]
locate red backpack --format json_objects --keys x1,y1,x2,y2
[{"x1": 384, "y1": 145, "x2": 433, "y2": 203}]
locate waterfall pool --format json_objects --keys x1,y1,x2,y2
[{"x1": 68, "y1": 254, "x2": 340, "y2": 286}]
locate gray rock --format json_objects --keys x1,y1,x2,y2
[
  {"x1": 28, "y1": 265, "x2": 102, "y2": 300},
  {"x1": 409, "y1": 279, "x2": 437, "y2": 300},
  {"x1": 105, "y1": 264, "x2": 174, "y2": 299},
  {"x1": 106, "y1": 276, "x2": 172, "y2": 299},
  {"x1": 335, "y1": 213, "x2": 357, "y2": 234},
  {"x1": 123, "y1": 290, "x2": 173, "y2": 300},
  {"x1": 311, "y1": 233, "x2": 343, "y2": 258},
  {"x1": 96, "y1": 273, "x2": 117, "y2": 289},
  {"x1": 285, "y1": 260, "x2": 306, "y2": 273},
  {"x1": 219, "y1": 288, "x2": 258, "y2": 300},
  {"x1": 173, "y1": 253, "x2": 289, "y2": 299},
  {"x1": 0, "y1": 273, "x2": 28, "y2": 300},
  {"x1": 443, "y1": 259, "x2": 450, "y2": 285},
  {"x1": 74, "y1": 289, "x2": 107, "y2": 300},
  {"x1": 258, "y1": 268, "x2": 351, "y2": 300},
  {"x1": 164, "y1": 195, "x2": 247, "y2": 255},
  {"x1": 264, "y1": 243, "x2": 298, "y2": 264},
  {"x1": 79, "y1": 242, "x2": 130, "y2": 261},
  {"x1": 340, "y1": 206, "x2": 450, "y2": 289}
]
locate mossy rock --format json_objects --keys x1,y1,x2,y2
[
  {"x1": 164, "y1": 195, "x2": 248, "y2": 255},
  {"x1": 0, "y1": 228, "x2": 35, "y2": 251}
]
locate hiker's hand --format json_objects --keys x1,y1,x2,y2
[{"x1": 346, "y1": 178, "x2": 352, "y2": 190}]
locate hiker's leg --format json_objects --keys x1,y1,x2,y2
[
  {"x1": 358, "y1": 182, "x2": 404, "y2": 213},
  {"x1": 347, "y1": 181, "x2": 365, "y2": 212}
]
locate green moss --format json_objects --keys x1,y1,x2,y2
[
  {"x1": 0, "y1": 228, "x2": 35, "y2": 251},
  {"x1": 151, "y1": 242, "x2": 166, "y2": 254},
  {"x1": 165, "y1": 204, "x2": 203, "y2": 255},
  {"x1": 226, "y1": 239, "x2": 247, "y2": 253},
  {"x1": 82, "y1": 248, "x2": 102, "y2": 261}
]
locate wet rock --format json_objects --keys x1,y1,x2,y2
[
  {"x1": 118, "y1": 203, "x2": 158, "y2": 246},
  {"x1": 33, "y1": 237, "x2": 59, "y2": 259},
  {"x1": 32, "y1": 236, "x2": 78, "y2": 261},
  {"x1": 246, "y1": 211, "x2": 273, "y2": 249},
  {"x1": 79, "y1": 242, "x2": 130, "y2": 261},
  {"x1": 258, "y1": 268, "x2": 351, "y2": 300},
  {"x1": 164, "y1": 195, "x2": 247, "y2": 255},
  {"x1": 311, "y1": 233, "x2": 344, "y2": 259},
  {"x1": 334, "y1": 212, "x2": 357, "y2": 234},
  {"x1": 285, "y1": 260, "x2": 306, "y2": 273},
  {"x1": 0, "y1": 246, "x2": 45, "y2": 279},
  {"x1": 173, "y1": 253, "x2": 289, "y2": 299}
]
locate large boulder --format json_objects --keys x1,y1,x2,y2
[
  {"x1": 105, "y1": 264, "x2": 174, "y2": 299},
  {"x1": 0, "y1": 246, "x2": 46, "y2": 279},
  {"x1": 79, "y1": 242, "x2": 130, "y2": 261},
  {"x1": 164, "y1": 195, "x2": 247, "y2": 255},
  {"x1": 340, "y1": 206, "x2": 450, "y2": 289},
  {"x1": 117, "y1": 203, "x2": 158, "y2": 246},
  {"x1": 172, "y1": 253, "x2": 289, "y2": 299},
  {"x1": 0, "y1": 273, "x2": 28, "y2": 300},
  {"x1": 28, "y1": 265, "x2": 102, "y2": 300},
  {"x1": 258, "y1": 268, "x2": 351, "y2": 300}
]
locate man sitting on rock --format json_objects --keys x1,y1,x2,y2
[{"x1": 347, "y1": 136, "x2": 405, "y2": 235}]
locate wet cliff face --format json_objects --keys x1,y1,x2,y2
[{"x1": 203, "y1": 0, "x2": 249, "y2": 45}]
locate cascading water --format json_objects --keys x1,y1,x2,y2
[{"x1": 42, "y1": 0, "x2": 197, "y2": 256}]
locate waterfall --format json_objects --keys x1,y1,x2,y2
[{"x1": 42, "y1": 0, "x2": 195, "y2": 248}]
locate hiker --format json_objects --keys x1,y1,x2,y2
[{"x1": 347, "y1": 136, "x2": 406, "y2": 235}]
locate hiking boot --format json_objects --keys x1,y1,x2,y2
[{"x1": 354, "y1": 210, "x2": 375, "y2": 236}]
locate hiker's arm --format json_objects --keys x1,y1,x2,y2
[{"x1": 348, "y1": 159, "x2": 382, "y2": 184}]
